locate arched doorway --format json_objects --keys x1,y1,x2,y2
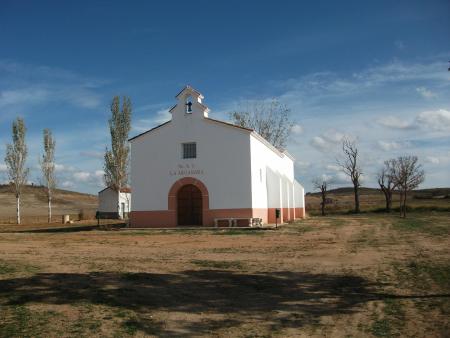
[{"x1": 177, "y1": 184, "x2": 203, "y2": 225}]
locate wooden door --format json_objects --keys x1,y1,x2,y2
[{"x1": 177, "y1": 184, "x2": 202, "y2": 226}]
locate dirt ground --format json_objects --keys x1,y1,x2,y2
[{"x1": 0, "y1": 213, "x2": 449, "y2": 337}]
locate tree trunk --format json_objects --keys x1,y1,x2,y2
[
  {"x1": 48, "y1": 194, "x2": 52, "y2": 223},
  {"x1": 386, "y1": 191, "x2": 392, "y2": 212},
  {"x1": 354, "y1": 184, "x2": 360, "y2": 213},
  {"x1": 381, "y1": 189, "x2": 390, "y2": 212},
  {"x1": 399, "y1": 190, "x2": 404, "y2": 218},
  {"x1": 403, "y1": 191, "x2": 407, "y2": 218},
  {"x1": 16, "y1": 194, "x2": 20, "y2": 225},
  {"x1": 321, "y1": 194, "x2": 325, "y2": 216}
]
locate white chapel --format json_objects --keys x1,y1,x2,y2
[{"x1": 129, "y1": 86, "x2": 305, "y2": 227}]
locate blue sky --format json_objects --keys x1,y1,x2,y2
[{"x1": 1, "y1": 0, "x2": 449, "y2": 193}]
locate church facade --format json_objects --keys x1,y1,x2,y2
[{"x1": 129, "y1": 86, "x2": 305, "y2": 227}]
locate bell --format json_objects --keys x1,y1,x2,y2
[{"x1": 186, "y1": 101, "x2": 193, "y2": 112}]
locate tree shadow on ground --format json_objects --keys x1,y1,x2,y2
[{"x1": 0, "y1": 270, "x2": 447, "y2": 336}]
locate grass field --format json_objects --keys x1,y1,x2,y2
[
  {"x1": 306, "y1": 187, "x2": 450, "y2": 215},
  {"x1": 0, "y1": 212, "x2": 449, "y2": 337}
]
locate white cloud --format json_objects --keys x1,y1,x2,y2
[
  {"x1": 93, "y1": 170, "x2": 105, "y2": 187},
  {"x1": 0, "y1": 88, "x2": 50, "y2": 107},
  {"x1": 291, "y1": 124, "x2": 303, "y2": 135},
  {"x1": 425, "y1": 154, "x2": 450, "y2": 165},
  {"x1": 310, "y1": 131, "x2": 348, "y2": 152},
  {"x1": 377, "y1": 116, "x2": 414, "y2": 129},
  {"x1": 416, "y1": 109, "x2": 450, "y2": 132},
  {"x1": 70, "y1": 169, "x2": 105, "y2": 188},
  {"x1": 295, "y1": 160, "x2": 311, "y2": 169},
  {"x1": 279, "y1": 59, "x2": 448, "y2": 104},
  {"x1": 377, "y1": 109, "x2": 450, "y2": 133},
  {"x1": 377, "y1": 140, "x2": 411, "y2": 151},
  {"x1": 66, "y1": 90, "x2": 102, "y2": 108},
  {"x1": 94, "y1": 170, "x2": 105, "y2": 183},
  {"x1": 255, "y1": 56, "x2": 450, "y2": 191},
  {"x1": 54, "y1": 164, "x2": 65, "y2": 172},
  {"x1": 333, "y1": 172, "x2": 350, "y2": 184},
  {"x1": 326, "y1": 131, "x2": 347, "y2": 143},
  {"x1": 73, "y1": 171, "x2": 91, "y2": 182},
  {"x1": 352, "y1": 60, "x2": 449, "y2": 85},
  {"x1": 295, "y1": 161, "x2": 311, "y2": 174},
  {"x1": 153, "y1": 108, "x2": 171, "y2": 124},
  {"x1": 310, "y1": 136, "x2": 330, "y2": 152},
  {"x1": 416, "y1": 86, "x2": 437, "y2": 99},
  {"x1": 426, "y1": 156, "x2": 441, "y2": 164},
  {"x1": 0, "y1": 163, "x2": 7, "y2": 172},
  {"x1": 0, "y1": 59, "x2": 104, "y2": 110},
  {"x1": 318, "y1": 172, "x2": 348, "y2": 185},
  {"x1": 326, "y1": 164, "x2": 341, "y2": 172},
  {"x1": 319, "y1": 174, "x2": 333, "y2": 182},
  {"x1": 54, "y1": 163, "x2": 76, "y2": 172},
  {"x1": 132, "y1": 108, "x2": 171, "y2": 133}
]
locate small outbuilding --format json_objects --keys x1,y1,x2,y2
[{"x1": 98, "y1": 187, "x2": 131, "y2": 219}]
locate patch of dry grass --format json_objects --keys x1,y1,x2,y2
[{"x1": 0, "y1": 213, "x2": 448, "y2": 337}]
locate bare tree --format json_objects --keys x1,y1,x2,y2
[
  {"x1": 337, "y1": 138, "x2": 362, "y2": 213},
  {"x1": 377, "y1": 159, "x2": 398, "y2": 212},
  {"x1": 312, "y1": 178, "x2": 330, "y2": 216},
  {"x1": 104, "y1": 96, "x2": 132, "y2": 219},
  {"x1": 391, "y1": 156, "x2": 425, "y2": 218},
  {"x1": 230, "y1": 99, "x2": 294, "y2": 149},
  {"x1": 5, "y1": 118, "x2": 29, "y2": 224},
  {"x1": 40, "y1": 128, "x2": 56, "y2": 223}
]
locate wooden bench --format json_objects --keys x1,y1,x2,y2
[{"x1": 214, "y1": 218, "x2": 262, "y2": 228}]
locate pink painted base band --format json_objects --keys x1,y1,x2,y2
[
  {"x1": 131, "y1": 177, "x2": 306, "y2": 228},
  {"x1": 130, "y1": 207, "x2": 305, "y2": 228}
]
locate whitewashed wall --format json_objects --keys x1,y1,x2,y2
[
  {"x1": 130, "y1": 94, "x2": 253, "y2": 211},
  {"x1": 119, "y1": 192, "x2": 131, "y2": 214},
  {"x1": 250, "y1": 134, "x2": 295, "y2": 209},
  {"x1": 99, "y1": 188, "x2": 131, "y2": 214},
  {"x1": 294, "y1": 180, "x2": 305, "y2": 208},
  {"x1": 130, "y1": 87, "x2": 304, "y2": 216},
  {"x1": 266, "y1": 167, "x2": 281, "y2": 208}
]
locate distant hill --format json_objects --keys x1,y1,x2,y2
[
  {"x1": 305, "y1": 186, "x2": 450, "y2": 214},
  {"x1": 306, "y1": 186, "x2": 450, "y2": 197},
  {"x1": 0, "y1": 184, "x2": 97, "y2": 223}
]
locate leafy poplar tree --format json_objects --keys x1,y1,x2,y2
[
  {"x1": 5, "y1": 118, "x2": 29, "y2": 224},
  {"x1": 103, "y1": 96, "x2": 132, "y2": 218},
  {"x1": 40, "y1": 128, "x2": 56, "y2": 223}
]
